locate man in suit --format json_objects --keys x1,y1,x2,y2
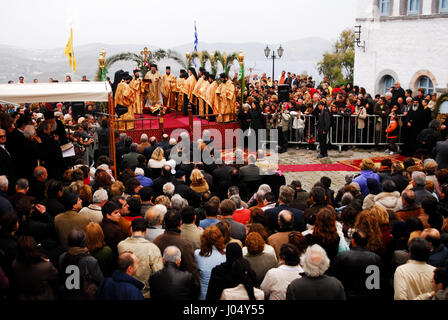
[
  {"x1": 143, "y1": 136, "x2": 158, "y2": 160},
  {"x1": 0, "y1": 129, "x2": 15, "y2": 194},
  {"x1": 316, "y1": 101, "x2": 331, "y2": 158},
  {"x1": 121, "y1": 143, "x2": 140, "y2": 171},
  {"x1": 212, "y1": 161, "x2": 233, "y2": 200},
  {"x1": 265, "y1": 185, "x2": 306, "y2": 233},
  {"x1": 239, "y1": 154, "x2": 262, "y2": 199},
  {"x1": 156, "y1": 134, "x2": 171, "y2": 151}
]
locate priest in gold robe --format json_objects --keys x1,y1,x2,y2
[
  {"x1": 143, "y1": 64, "x2": 163, "y2": 114},
  {"x1": 216, "y1": 73, "x2": 236, "y2": 123},
  {"x1": 115, "y1": 73, "x2": 135, "y2": 130},
  {"x1": 192, "y1": 67, "x2": 206, "y2": 116},
  {"x1": 176, "y1": 70, "x2": 187, "y2": 112},
  {"x1": 181, "y1": 67, "x2": 198, "y2": 116},
  {"x1": 198, "y1": 72, "x2": 210, "y2": 117},
  {"x1": 129, "y1": 68, "x2": 144, "y2": 116},
  {"x1": 161, "y1": 66, "x2": 177, "y2": 110},
  {"x1": 205, "y1": 74, "x2": 218, "y2": 119}
]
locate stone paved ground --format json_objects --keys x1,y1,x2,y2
[{"x1": 278, "y1": 147, "x2": 390, "y2": 192}]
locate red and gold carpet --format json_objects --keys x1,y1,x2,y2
[{"x1": 337, "y1": 154, "x2": 421, "y2": 171}]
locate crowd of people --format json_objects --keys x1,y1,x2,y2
[
  {"x1": 236, "y1": 73, "x2": 447, "y2": 158},
  {"x1": 0, "y1": 73, "x2": 448, "y2": 301}
]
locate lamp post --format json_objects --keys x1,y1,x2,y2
[
  {"x1": 209, "y1": 50, "x2": 215, "y2": 75},
  {"x1": 354, "y1": 25, "x2": 365, "y2": 51},
  {"x1": 98, "y1": 48, "x2": 106, "y2": 81},
  {"x1": 238, "y1": 50, "x2": 245, "y2": 105},
  {"x1": 264, "y1": 45, "x2": 284, "y2": 84},
  {"x1": 186, "y1": 50, "x2": 191, "y2": 68}
]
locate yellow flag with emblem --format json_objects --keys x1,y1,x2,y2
[{"x1": 64, "y1": 28, "x2": 76, "y2": 72}]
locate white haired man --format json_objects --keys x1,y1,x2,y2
[
  {"x1": 0, "y1": 175, "x2": 13, "y2": 215},
  {"x1": 79, "y1": 188, "x2": 109, "y2": 223},
  {"x1": 145, "y1": 204, "x2": 167, "y2": 242},
  {"x1": 137, "y1": 134, "x2": 151, "y2": 154},
  {"x1": 286, "y1": 244, "x2": 346, "y2": 300}
]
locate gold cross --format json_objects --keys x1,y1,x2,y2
[{"x1": 140, "y1": 47, "x2": 151, "y2": 62}]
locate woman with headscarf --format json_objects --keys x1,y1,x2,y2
[{"x1": 206, "y1": 242, "x2": 243, "y2": 300}]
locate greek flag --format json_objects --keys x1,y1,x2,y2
[
  {"x1": 194, "y1": 21, "x2": 198, "y2": 52},
  {"x1": 193, "y1": 21, "x2": 198, "y2": 67}
]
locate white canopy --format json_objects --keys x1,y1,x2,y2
[{"x1": 0, "y1": 81, "x2": 112, "y2": 104}]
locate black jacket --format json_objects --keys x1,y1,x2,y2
[
  {"x1": 206, "y1": 261, "x2": 236, "y2": 301},
  {"x1": 265, "y1": 204, "x2": 306, "y2": 233},
  {"x1": 249, "y1": 108, "x2": 264, "y2": 130},
  {"x1": 387, "y1": 173, "x2": 409, "y2": 194},
  {"x1": 0, "y1": 146, "x2": 15, "y2": 193},
  {"x1": 317, "y1": 107, "x2": 331, "y2": 133},
  {"x1": 329, "y1": 247, "x2": 384, "y2": 300},
  {"x1": 149, "y1": 262, "x2": 200, "y2": 300},
  {"x1": 173, "y1": 180, "x2": 201, "y2": 208}
]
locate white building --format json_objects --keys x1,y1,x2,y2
[{"x1": 354, "y1": 0, "x2": 448, "y2": 96}]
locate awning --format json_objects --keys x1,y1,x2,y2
[{"x1": 0, "y1": 81, "x2": 112, "y2": 103}]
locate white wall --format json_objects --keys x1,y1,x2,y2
[{"x1": 354, "y1": 0, "x2": 448, "y2": 95}]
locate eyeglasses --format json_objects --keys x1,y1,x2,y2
[{"x1": 0, "y1": 135, "x2": 6, "y2": 138}]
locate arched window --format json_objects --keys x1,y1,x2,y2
[
  {"x1": 381, "y1": 75, "x2": 395, "y2": 95},
  {"x1": 417, "y1": 76, "x2": 434, "y2": 94}
]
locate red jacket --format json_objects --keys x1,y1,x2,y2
[{"x1": 386, "y1": 120, "x2": 398, "y2": 139}]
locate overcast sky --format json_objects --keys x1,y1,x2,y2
[{"x1": 0, "y1": 0, "x2": 356, "y2": 49}]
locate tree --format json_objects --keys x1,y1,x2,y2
[
  {"x1": 317, "y1": 29, "x2": 354, "y2": 85},
  {"x1": 215, "y1": 51, "x2": 239, "y2": 77},
  {"x1": 166, "y1": 50, "x2": 191, "y2": 70},
  {"x1": 95, "y1": 49, "x2": 168, "y2": 81},
  {"x1": 191, "y1": 51, "x2": 210, "y2": 69}
]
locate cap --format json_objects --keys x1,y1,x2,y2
[
  {"x1": 93, "y1": 188, "x2": 109, "y2": 203},
  {"x1": 150, "y1": 63, "x2": 157, "y2": 68}
]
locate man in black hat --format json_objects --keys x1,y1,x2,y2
[
  {"x1": 175, "y1": 70, "x2": 187, "y2": 113},
  {"x1": 216, "y1": 73, "x2": 236, "y2": 122},
  {"x1": 162, "y1": 66, "x2": 176, "y2": 110},
  {"x1": 144, "y1": 63, "x2": 163, "y2": 112},
  {"x1": 182, "y1": 67, "x2": 198, "y2": 116},
  {"x1": 205, "y1": 74, "x2": 218, "y2": 121},
  {"x1": 115, "y1": 72, "x2": 136, "y2": 129},
  {"x1": 192, "y1": 68, "x2": 206, "y2": 116}
]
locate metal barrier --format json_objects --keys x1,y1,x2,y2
[{"x1": 287, "y1": 113, "x2": 404, "y2": 152}]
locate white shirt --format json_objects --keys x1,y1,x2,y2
[
  {"x1": 221, "y1": 284, "x2": 265, "y2": 300},
  {"x1": 394, "y1": 260, "x2": 435, "y2": 300},
  {"x1": 260, "y1": 264, "x2": 303, "y2": 300}
]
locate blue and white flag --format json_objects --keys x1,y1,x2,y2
[
  {"x1": 193, "y1": 21, "x2": 198, "y2": 67},
  {"x1": 194, "y1": 21, "x2": 198, "y2": 52}
]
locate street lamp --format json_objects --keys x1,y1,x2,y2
[
  {"x1": 186, "y1": 50, "x2": 191, "y2": 67},
  {"x1": 98, "y1": 48, "x2": 106, "y2": 81},
  {"x1": 264, "y1": 45, "x2": 284, "y2": 84},
  {"x1": 354, "y1": 25, "x2": 365, "y2": 51}
]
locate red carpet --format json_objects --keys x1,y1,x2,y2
[
  {"x1": 338, "y1": 154, "x2": 421, "y2": 170},
  {"x1": 279, "y1": 164, "x2": 358, "y2": 172}
]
